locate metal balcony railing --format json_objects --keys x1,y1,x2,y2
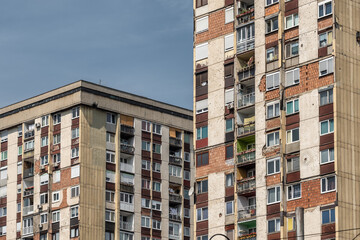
[
  {"x1": 237, "y1": 38, "x2": 255, "y2": 54},
  {"x1": 23, "y1": 205, "x2": 34, "y2": 216},
  {"x1": 23, "y1": 168, "x2": 34, "y2": 178},
  {"x1": 120, "y1": 202, "x2": 134, "y2": 212},
  {"x1": 238, "y1": 66, "x2": 255, "y2": 81},
  {"x1": 24, "y1": 130, "x2": 34, "y2": 139},
  {"x1": 238, "y1": 123, "x2": 255, "y2": 136},
  {"x1": 23, "y1": 226, "x2": 33, "y2": 235},
  {"x1": 169, "y1": 137, "x2": 182, "y2": 147},
  {"x1": 121, "y1": 125, "x2": 135, "y2": 135},
  {"x1": 237, "y1": 178, "x2": 256, "y2": 193},
  {"x1": 169, "y1": 214, "x2": 181, "y2": 221},
  {"x1": 120, "y1": 143, "x2": 135, "y2": 154},
  {"x1": 169, "y1": 155, "x2": 182, "y2": 165},
  {"x1": 238, "y1": 92, "x2": 255, "y2": 108},
  {"x1": 237, "y1": 7, "x2": 255, "y2": 25},
  {"x1": 120, "y1": 183, "x2": 134, "y2": 193},
  {"x1": 120, "y1": 163, "x2": 134, "y2": 173},
  {"x1": 237, "y1": 150, "x2": 256, "y2": 164},
  {"x1": 238, "y1": 233, "x2": 256, "y2": 240},
  {"x1": 238, "y1": 205, "x2": 256, "y2": 221},
  {"x1": 120, "y1": 221, "x2": 133, "y2": 231},
  {"x1": 169, "y1": 194, "x2": 182, "y2": 203},
  {"x1": 24, "y1": 188, "x2": 34, "y2": 197}
]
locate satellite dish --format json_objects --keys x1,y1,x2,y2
[{"x1": 188, "y1": 187, "x2": 194, "y2": 196}]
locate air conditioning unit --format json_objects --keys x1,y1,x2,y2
[
  {"x1": 238, "y1": 84, "x2": 244, "y2": 91},
  {"x1": 54, "y1": 162, "x2": 59, "y2": 167},
  {"x1": 39, "y1": 223, "x2": 43, "y2": 229},
  {"x1": 40, "y1": 165, "x2": 45, "y2": 170},
  {"x1": 37, "y1": 204, "x2": 42, "y2": 210},
  {"x1": 227, "y1": 102, "x2": 234, "y2": 109},
  {"x1": 35, "y1": 123, "x2": 41, "y2": 128}
]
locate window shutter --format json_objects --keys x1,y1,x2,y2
[
  {"x1": 196, "y1": 16, "x2": 208, "y2": 33},
  {"x1": 225, "y1": 7, "x2": 234, "y2": 23},
  {"x1": 225, "y1": 89, "x2": 234, "y2": 104},
  {"x1": 328, "y1": 58, "x2": 333, "y2": 74},
  {"x1": 274, "y1": 72, "x2": 280, "y2": 88},
  {"x1": 195, "y1": 43, "x2": 208, "y2": 61},
  {"x1": 196, "y1": 99, "x2": 208, "y2": 113},
  {"x1": 71, "y1": 165, "x2": 80, "y2": 178},
  {"x1": 266, "y1": 75, "x2": 274, "y2": 90},
  {"x1": 225, "y1": 64, "x2": 233, "y2": 77},
  {"x1": 319, "y1": 60, "x2": 327, "y2": 75},
  {"x1": 224, "y1": 33, "x2": 234, "y2": 51},
  {"x1": 294, "y1": 68, "x2": 300, "y2": 83},
  {"x1": 285, "y1": 71, "x2": 293, "y2": 87},
  {"x1": 40, "y1": 173, "x2": 48, "y2": 183}
]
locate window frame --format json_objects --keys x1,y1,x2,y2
[
  {"x1": 197, "y1": 152, "x2": 209, "y2": 167},
  {"x1": 267, "y1": 101, "x2": 280, "y2": 119},
  {"x1": 70, "y1": 205, "x2": 79, "y2": 218},
  {"x1": 266, "y1": 46, "x2": 278, "y2": 62},
  {"x1": 266, "y1": 71, "x2": 280, "y2": 91},
  {"x1": 141, "y1": 216, "x2": 150, "y2": 228},
  {"x1": 196, "y1": 126, "x2": 208, "y2": 140},
  {"x1": 286, "y1": 128, "x2": 300, "y2": 144},
  {"x1": 320, "y1": 119, "x2": 334, "y2": 136},
  {"x1": 267, "y1": 157, "x2": 280, "y2": 175},
  {"x1": 225, "y1": 201, "x2": 234, "y2": 215},
  {"x1": 267, "y1": 186, "x2": 281, "y2": 205},
  {"x1": 319, "y1": 31, "x2": 333, "y2": 48},
  {"x1": 319, "y1": 88, "x2": 333, "y2": 106},
  {"x1": 322, "y1": 208, "x2": 335, "y2": 224},
  {"x1": 285, "y1": 13, "x2": 299, "y2": 29},
  {"x1": 105, "y1": 209, "x2": 115, "y2": 222},
  {"x1": 71, "y1": 185, "x2": 80, "y2": 198},
  {"x1": 319, "y1": 57, "x2": 334, "y2": 76},
  {"x1": 53, "y1": 113, "x2": 61, "y2": 125},
  {"x1": 318, "y1": 0, "x2": 332, "y2": 18},
  {"x1": 266, "y1": 131, "x2": 280, "y2": 147},
  {"x1": 52, "y1": 210, "x2": 60, "y2": 223},
  {"x1": 286, "y1": 99, "x2": 299, "y2": 115},
  {"x1": 320, "y1": 148, "x2": 334, "y2": 165},
  {"x1": 72, "y1": 107, "x2": 80, "y2": 119},
  {"x1": 196, "y1": 16, "x2": 209, "y2": 33},
  {"x1": 266, "y1": 17, "x2": 279, "y2": 34},
  {"x1": 268, "y1": 218, "x2": 281, "y2": 233},
  {"x1": 285, "y1": 41, "x2": 299, "y2": 59},
  {"x1": 285, "y1": 68, "x2": 300, "y2": 86},
  {"x1": 321, "y1": 175, "x2": 336, "y2": 193},
  {"x1": 287, "y1": 183, "x2": 301, "y2": 200},
  {"x1": 106, "y1": 113, "x2": 116, "y2": 124},
  {"x1": 287, "y1": 156, "x2": 300, "y2": 173},
  {"x1": 266, "y1": 0, "x2": 279, "y2": 7},
  {"x1": 197, "y1": 179, "x2": 208, "y2": 194},
  {"x1": 196, "y1": 207, "x2": 208, "y2": 222},
  {"x1": 52, "y1": 191, "x2": 60, "y2": 203}
]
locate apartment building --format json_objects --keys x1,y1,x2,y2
[
  {"x1": 0, "y1": 80, "x2": 194, "y2": 240},
  {"x1": 193, "y1": 0, "x2": 360, "y2": 239}
]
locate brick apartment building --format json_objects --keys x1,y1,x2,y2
[
  {"x1": 0, "y1": 81, "x2": 194, "y2": 240},
  {"x1": 193, "y1": 0, "x2": 360, "y2": 239}
]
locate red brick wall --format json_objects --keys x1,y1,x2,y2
[
  {"x1": 318, "y1": 16, "x2": 333, "y2": 30},
  {"x1": 266, "y1": 173, "x2": 281, "y2": 186},
  {"x1": 285, "y1": 27, "x2": 299, "y2": 40},
  {"x1": 265, "y1": 4, "x2": 279, "y2": 16}
]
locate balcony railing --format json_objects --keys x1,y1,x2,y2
[
  {"x1": 238, "y1": 66, "x2": 255, "y2": 81},
  {"x1": 121, "y1": 125, "x2": 135, "y2": 135},
  {"x1": 23, "y1": 226, "x2": 33, "y2": 235},
  {"x1": 237, "y1": 150, "x2": 256, "y2": 165},
  {"x1": 24, "y1": 188, "x2": 34, "y2": 197},
  {"x1": 169, "y1": 214, "x2": 181, "y2": 221},
  {"x1": 120, "y1": 221, "x2": 133, "y2": 231},
  {"x1": 23, "y1": 205, "x2": 34, "y2": 216},
  {"x1": 169, "y1": 194, "x2": 182, "y2": 203},
  {"x1": 23, "y1": 168, "x2": 34, "y2": 178},
  {"x1": 169, "y1": 155, "x2": 182, "y2": 165},
  {"x1": 120, "y1": 163, "x2": 134, "y2": 173},
  {"x1": 238, "y1": 205, "x2": 256, "y2": 220},
  {"x1": 237, "y1": 38, "x2": 255, "y2": 54},
  {"x1": 120, "y1": 143, "x2": 135, "y2": 154},
  {"x1": 237, "y1": 8, "x2": 255, "y2": 25},
  {"x1": 238, "y1": 123, "x2": 255, "y2": 136},
  {"x1": 120, "y1": 183, "x2": 134, "y2": 193},
  {"x1": 238, "y1": 92, "x2": 255, "y2": 108},
  {"x1": 238, "y1": 233, "x2": 256, "y2": 240},
  {"x1": 120, "y1": 202, "x2": 134, "y2": 212},
  {"x1": 237, "y1": 178, "x2": 256, "y2": 193},
  {"x1": 24, "y1": 130, "x2": 34, "y2": 139},
  {"x1": 169, "y1": 137, "x2": 182, "y2": 147}
]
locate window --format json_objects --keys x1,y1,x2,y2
[
  {"x1": 40, "y1": 173, "x2": 49, "y2": 185},
  {"x1": 0, "y1": 151, "x2": 7, "y2": 162},
  {"x1": 52, "y1": 210, "x2": 60, "y2": 222},
  {"x1": 141, "y1": 121, "x2": 151, "y2": 132},
  {"x1": 197, "y1": 207, "x2": 208, "y2": 221},
  {"x1": 197, "y1": 179, "x2": 208, "y2": 194},
  {"x1": 267, "y1": 101, "x2": 280, "y2": 119},
  {"x1": 152, "y1": 143, "x2": 161, "y2": 154},
  {"x1": 287, "y1": 157, "x2": 300, "y2": 172},
  {"x1": 169, "y1": 222, "x2": 181, "y2": 236},
  {"x1": 42, "y1": 116, "x2": 49, "y2": 127},
  {"x1": 106, "y1": 151, "x2": 115, "y2": 163},
  {"x1": 18, "y1": 126, "x2": 22, "y2": 137},
  {"x1": 319, "y1": 31, "x2": 333, "y2": 47},
  {"x1": 53, "y1": 153, "x2": 61, "y2": 163},
  {"x1": 152, "y1": 219, "x2": 161, "y2": 230},
  {"x1": 288, "y1": 183, "x2": 301, "y2": 200},
  {"x1": 268, "y1": 186, "x2": 281, "y2": 204},
  {"x1": 52, "y1": 191, "x2": 60, "y2": 202},
  {"x1": 288, "y1": 216, "x2": 296, "y2": 231},
  {"x1": 184, "y1": 227, "x2": 190, "y2": 236},
  {"x1": 142, "y1": 141, "x2": 150, "y2": 151},
  {"x1": 53, "y1": 113, "x2": 61, "y2": 125},
  {"x1": 196, "y1": 71, "x2": 208, "y2": 88},
  {"x1": 40, "y1": 193, "x2": 48, "y2": 204},
  {"x1": 268, "y1": 218, "x2": 281, "y2": 233},
  {"x1": 267, "y1": 157, "x2": 280, "y2": 175},
  {"x1": 225, "y1": 33, "x2": 234, "y2": 51},
  {"x1": 105, "y1": 210, "x2": 115, "y2": 222},
  {"x1": 285, "y1": 41, "x2": 299, "y2": 58},
  {"x1": 52, "y1": 232, "x2": 60, "y2": 240},
  {"x1": 105, "y1": 232, "x2": 114, "y2": 240},
  {"x1": 322, "y1": 208, "x2": 335, "y2": 224},
  {"x1": 40, "y1": 155, "x2": 48, "y2": 166},
  {"x1": 266, "y1": 46, "x2": 278, "y2": 62},
  {"x1": 320, "y1": 119, "x2": 334, "y2": 135},
  {"x1": 197, "y1": 152, "x2": 209, "y2": 167},
  {"x1": 142, "y1": 179, "x2": 150, "y2": 189},
  {"x1": 320, "y1": 89, "x2": 333, "y2": 106},
  {"x1": 285, "y1": 13, "x2": 299, "y2": 29},
  {"x1": 71, "y1": 128, "x2": 79, "y2": 139},
  {"x1": 196, "y1": 0, "x2": 207, "y2": 8},
  {"x1": 71, "y1": 165, "x2": 80, "y2": 178},
  {"x1": 226, "y1": 201, "x2": 234, "y2": 215},
  {"x1": 106, "y1": 113, "x2": 116, "y2": 124},
  {"x1": 17, "y1": 184, "x2": 21, "y2": 194},
  {"x1": 196, "y1": 16, "x2": 208, "y2": 33},
  {"x1": 225, "y1": 173, "x2": 234, "y2": 187},
  {"x1": 321, "y1": 175, "x2": 336, "y2": 193},
  {"x1": 106, "y1": 190, "x2": 115, "y2": 202},
  {"x1": 266, "y1": 72, "x2": 280, "y2": 90},
  {"x1": 266, "y1": 0, "x2": 279, "y2": 6},
  {"x1": 169, "y1": 165, "x2": 181, "y2": 177},
  {"x1": 53, "y1": 171, "x2": 60, "y2": 183},
  {"x1": 40, "y1": 213, "x2": 47, "y2": 224},
  {"x1": 225, "y1": 7, "x2": 234, "y2": 24},
  {"x1": 318, "y1": 0, "x2": 332, "y2": 18},
  {"x1": 70, "y1": 227, "x2": 79, "y2": 238},
  {"x1": 197, "y1": 236, "x2": 209, "y2": 240},
  {"x1": 106, "y1": 132, "x2": 115, "y2": 143},
  {"x1": 53, "y1": 134, "x2": 61, "y2": 145},
  {"x1": 0, "y1": 131, "x2": 7, "y2": 143},
  {"x1": 267, "y1": 131, "x2": 280, "y2": 147},
  {"x1": 184, "y1": 208, "x2": 190, "y2": 218},
  {"x1": 153, "y1": 181, "x2": 161, "y2": 192},
  {"x1": 70, "y1": 206, "x2": 79, "y2": 218},
  {"x1": 71, "y1": 147, "x2": 79, "y2": 158},
  {"x1": 226, "y1": 145, "x2": 233, "y2": 159},
  {"x1": 153, "y1": 123, "x2": 161, "y2": 135},
  {"x1": 321, "y1": 148, "x2": 334, "y2": 164},
  {"x1": 141, "y1": 198, "x2": 151, "y2": 208},
  {"x1": 285, "y1": 68, "x2": 300, "y2": 86},
  {"x1": 184, "y1": 152, "x2": 190, "y2": 162},
  {"x1": 18, "y1": 146, "x2": 22, "y2": 156},
  {"x1": 286, "y1": 99, "x2": 299, "y2": 115},
  {"x1": 319, "y1": 57, "x2": 333, "y2": 76},
  {"x1": 226, "y1": 118, "x2": 234, "y2": 132},
  {"x1": 71, "y1": 186, "x2": 80, "y2": 198},
  {"x1": 72, "y1": 107, "x2": 80, "y2": 119},
  {"x1": 197, "y1": 125, "x2": 208, "y2": 140},
  {"x1": 0, "y1": 207, "x2": 6, "y2": 217},
  {"x1": 41, "y1": 136, "x2": 48, "y2": 147},
  {"x1": 266, "y1": 17, "x2": 278, "y2": 33},
  {"x1": 196, "y1": 99, "x2": 208, "y2": 114},
  {"x1": 184, "y1": 189, "x2": 190, "y2": 199},
  {"x1": 286, "y1": 128, "x2": 300, "y2": 143},
  {"x1": 141, "y1": 216, "x2": 150, "y2": 228},
  {"x1": 17, "y1": 162, "x2": 22, "y2": 175},
  {"x1": 142, "y1": 160, "x2": 150, "y2": 170},
  {"x1": 195, "y1": 43, "x2": 208, "y2": 61},
  {"x1": 106, "y1": 170, "x2": 115, "y2": 183},
  {"x1": 24, "y1": 140, "x2": 34, "y2": 151},
  {"x1": 184, "y1": 170, "x2": 190, "y2": 180}
]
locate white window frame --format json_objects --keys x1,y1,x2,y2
[
  {"x1": 285, "y1": 68, "x2": 300, "y2": 86},
  {"x1": 52, "y1": 191, "x2": 60, "y2": 203},
  {"x1": 196, "y1": 99, "x2": 208, "y2": 114},
  {"x1": 71, "y1": 128, "x2": 79, "y2": 139},
  {"x1": 287, "y1": 156, "x2": 300, "y2": 173},
  {"x1": 153, "y1": 162, "x2": 161, "y2": 173},
  {"x1": 286, "y1": 99, "x2": 299, "y2": 115},
  {"x1": 105, "y1": 210, "x2": 115, "y2": 222},
  {"x1": 0, "y1": 151, "x2": 7, "y2": 161},
  {"x1": 266, "y1": 17, "x2": 278, "y2": 33},
  {"x1": 152, "y1": 200, "x2": 161, "y2": 211},
  {"x1": 225, "y1": 201, "x2": 234, "y2": 215},
  {"x1": 53, "y1": 113, "x2": 61, "y2": 125},
  {"x1": 287, "y1": 183, "x2": 301, "y2": 200},
  {"x1": 267, "y1": 186, "x2": 281, "y2": 204},
  {"x1": 71, "y1": 185, "x2": 80, "y2": 198},
  {"x1": 70, "y1": 205, "x2": 79, "y2": 218},
  {"x1": 321, "y1": 175, "x2": 336, "y2": 193},
  {"x1": 40, "y1": 193, "x2": 48, "y2": 204},
  {"x1": 53, "y1": 134, "x2": 61, "y2": 145},
  {"x1": 320, "y1": 119, "x2": 334, "y2": 136},
  {"x1": 196, "y1": 207, "x2": 208, "y2": 222},
  {"x1": 266, "y1": 46, "x2": 278, "y2": 62},
  {"x1": 72, "y1": 107, "x2": 80, "y2": 119},
  {"x1": 196, "y1": 126, "x2": 208, "y2": 140},
  {"x1": 142, "y1": 160, "x2": 151, "y2": 170},
  {"x1": 267, "y1": 157, "x2": 280, "y2": 175},
  {"x1": 40, "y1": 213, "x2": 48, "y2": 224},
  {"x1": 142, "y1": 141, "x2": 151, "y2": 151},
  {"x1": 268, "y1": 218, "x2": 281, "y2": 233},
  {"x1": 152, "y1": 219, "x2": 161, "y2": 230},
  {"x1": 120, "y1": 192, "x2": 133, "y2": 204},
  {"x1": 225, "y1": 7, "x2": 234, "y2": 24},
  {"x1": 141, "y1": 216, "x2": 150, "y2": 228},
  {"x1": 169, "y1": 165, "x2": 182, "y2": 177},
  {"x1": 53, "y1": 170, "x2": 61, "y2": 183},
  {"x1": 152, "y1": 181, "x2": 161, "y2": 192},
  {"x1": 286, "y1": 41, "x2": 299, "y2": 59},
  {"x1": 319, "y1": 31, "x2": 333, "y2": 48},
  {"x1": 184, "y1": 170, "x2": 190, "y2": 180},
  {"x1": 52, "y1": 210, "x2": 60, "y2": 223},
  {"x1": 195, "y1": 42, "x2": 208, "y2": 61},
  {"x1": 106, "y1": 113, "x2": 116, "y2": 124},
  {"x1": 152, "y1": 143, "x2": 161, "y2": 154},
  {"x1": 152, "y1": 123, "x2": 162, "y2": 135},
  {"x1": 286, "y1": 128, "x2": 300, "y2": 144},
  {"x1": 141, "y1": 198, "x2": 151, "y2": 209},
  {"x1": 106, "y1": 151, "x2": 115, "y2": 163},
  {"x1": 285, "y1": 13, "x2": 299, "y2": 29},
  {"x1": 319, "y1": 57, "x2": 334, "y2": 76},
  {"x1": 106, "y1": 132, "x2": 115, "y2": 143},
  {"x1": 24, "y1": 140, "x2": 34, "y2": 152},
  {"x1": 318, "y1": 0, "x2": 332, "y2": 18},
  {"x1": 41, "y1": 136, "x2": 48, "y2": 147},
  {"x1": 71, "y1": 165, "x2": 80, "y2": 178},
  {"x1": 266, "y1": 72, "x2": 280, "y2": 91},
  {"x1": 266, "y1": 101, "x2": 280, "y2": 119},
  {"x1": 225, "y1": 33, "x2": 234, "y2": 51},
  {"x1": 71, "y1": 147, "x2": 79, "y2": 158},
  {"x1": 40, "y1": 173, "x2": 49, "y2": 185},
  {"x1": 266, "y1": 0, "x2": 279, "y2": 7},
  {"x1": 196, "y1": 16, "x2": 208, "y2": 33},
  {"x1": 266, "y1": 131, "x2": 280, "y2": 147},
  {"x1": 142, "y1": 121, "x2": 151, "y2": 132},
  {"x1": 320, "y1": 148, "x2": 334, "y2": 164},
  {"x1": 41, "y1": 116, "x2": 49, "y2": 127}
]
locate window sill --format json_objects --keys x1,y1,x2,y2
[
  {"x1": 286, "y1": 112, "x2": 299, "y2": 117},
  {"x1": 320, "y1": 132, "x2": 334, "y2": 137},
  {"x1": 196, "y1": 29, "x2": 208, "y2": 35},
  {"x1": 318, "y1": 14, "x2": 333, "y2": 20},
  {"x1": 285, "y1": 55, "x2": 299, "y2": 60},
  {"x1": 267, "y1": 172, "x2": 280, "y2": 176},
  {"x1": 265, "y1": 2, "x2": 279, "y2": 8},
  {"x1": 267, "y1": 201, "x2": 281, "y2": 206},
  {"x1": 321, "y1": 189, "x2": 336, "y2": 194},
  {"x1": 285, "y1": 25, "x2": 299, "y2": 31},
  {"x1": 287, "y1": 196, "x2": 301, "y2": 201},
  {"x1": 265, "y1": 30, "x2": 279, "y2": 36},
  {"x1": 319, "y1": 72, "x2": 334, "y2": 78},
  {"x1": 320, "y1": 160, "x2": 335, "y2": 165},
  {"x1": 266, "y1": 86, "x2": 280, "y2": 92}
]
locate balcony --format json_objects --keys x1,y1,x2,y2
[
  {"x1": 23, "y1": 205, "x2": 34, "y2": 216},
  {"x1": 237, "y1": 150, "x2": 256, "y2": 165},
  {"x1": 237, "y1": 7, "x2": 254, "y2": 25},
  {"x1": 120, "y1": 202, "x2": 134, "y2": 212},
  {"x1": 24, "y1": 130, "x2": 34, "y2": 139},
  {"x1": 238, "y1": 123, "x2": 255, "y2": 137},
  {"x1": 24, "y1": 187, "x2": 34, "y2": 197},
  {"x1": 238, "y1": 233, "x2": 256, "y2": 240},
  {"x1": 121, "y1": 125, "x2": 135, "y2": 136},
  {"x1": 23, "y1": 168, "x2": 34, "y2": 178},
  {"x1": 120, "y1": 221, "x2": 133, "y2": 231},
  {"x1": 169, "y1": 137, "x2": 182, "y2": 148},
  {"x1": 238, "y1": 66, "x2": 255, "y2": 81},
  {"x1": 120, "y1": 182, "x2": 134, "y2": 193},
  {"x1": 169, "y1": 214, "x2": 181, "y2": 222},
  {"x1": 120, "y1": 163, "x2": 134, "y2": 173},
  {"x1": 169, "y1": 155, "x2": 182, "y2": 166},
  {"x1": 238, "y1": 206, "x2": 256, "y2": 221},
  {"x1": 237, "y1": 38, "x2": 255, "y2": 54},
  {"x1": 23, "y1": 226, "x2": 33, "y2": 235},
  {"x1": 237, "y1": 178, "x2": 256, "y2": 194},
  {"x1": 120, "y1": 143, "x2": 135, "y2": 155},
  {"x1": 238, "y1": 92, "x2": 255, "y2": 108},
  {"x1": 169, "y1": 194, "x2": 182, "y2": 204}
]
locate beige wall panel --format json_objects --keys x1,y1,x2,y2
[
  {"x1": 67, "y1": 186, "x2": 79, "y2": 206},
  {"x1": 208, "y1": 37, "x2": 225, "y2": 67},
  {"x1": 120, "y1": 115, "x2": 134, "y2": 126},
  {"x1": 61, "y1": 110, "x2": 72, "y2": 168},
  {"x1": 208, "y1": 172, "x2": 225, "y2": 234},
  {"x1": 60, "y1": 207, "x2": 71, "y2": 240},
  {"x1": 254, "y1": 0, "x2": 265, "y2": 19},
  {"x1": 208, "y1": 0, "x2": 224, "y2": 13},
  {"x1": 304, "y1": 207, "x2": 321, "y2": 240},
  {"x1": 195, "y1": 5, "x2": 209, "y2": 17}
]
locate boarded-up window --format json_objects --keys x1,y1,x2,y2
[
  {"x1": 225, "y1": 33, "x2": 234, "y2": 51},
  {"x1": 196, "y1": 71, "x2": 208, "y2": 87},
  {"x1": 195, "y1": 43, "x2": 208, "y2": 61},
  {"x1": 196, "y1": 16, "x2": 208, "y2": 33},
  {"x1": 224, "y1": 63, "x2": 234, "y2": 78}
]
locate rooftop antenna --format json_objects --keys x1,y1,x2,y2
[{"x1": 99, "y1": 79, "x2": 102, "y2": 85}]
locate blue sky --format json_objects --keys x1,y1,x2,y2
[{"x1": 0, "y1": 0, "x2": 194, "y2": 109}]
